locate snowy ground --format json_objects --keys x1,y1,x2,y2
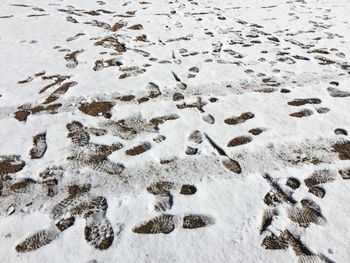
[{"x1": 1, "y1": 0, "x2": 350, "y2": 262}]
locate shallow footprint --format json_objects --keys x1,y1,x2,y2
[
  {"x1": 249, "y1": 128, "x2": 264, "y2": 136},
  {"x1": 221, "y1": 158, "x2": 242, "y2": 174},
  {"x1": 227, "y1": 136, "x2": 252, "y2": 147},
  {"x1": 132, "y1": 214, "x2": 175, "y2": 234},
  {"x1": 15, "y1": 217, "x2": 75, "y2": 253},
  {"x1": 85, "y1": 218, "x2": 114, "y2": 250},
  {"x1": 224, "y1": 112, "x2": 254, "y2": 125},
  {"x1": 286, "y1": 200, "x2": 325, "y2": 227},
  {"x1": 339, "y1": 168, "x2": 350, "y2": 180},
  {"x1": 202, "y1": 113, "x2": 215, "y2": 124},
  {"x1": 147, "y1": 181, "x2": 174, "y2": 196},
  {"x1": 187, "y1": 67, "x2": 199, "y2": 78},
  {"x1": 16, "y1": 230, "x2": 58, "y2": 253},
  {"x1": 125, "y1": 142, "x2": 151, "y2": 156},
  {"x1": 180, "y1": 184, "x2": 197, "y2": 195},
  {"x1": 290, "y1": 109, "x2": 313, "y2": 118},
  {"x1": 261, "y1": 233, "x2": 288, "y2": 250},
  {"x1": 182, "y1": 214, "x2": 214, "y2": 229},
  {"x1": 287, "y1": 98, "x2": 321, "y2": 106},
  {"x1": 29, "y1": 132, "x2": 47, "y2": 159}
]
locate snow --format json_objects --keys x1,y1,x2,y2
[{"x1": 0, "y1": 0, "x2": 350, "y2": 262}]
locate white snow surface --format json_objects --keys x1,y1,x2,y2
[{"x1": 0, "y1": 0, "x2": 350, "y2": 262}]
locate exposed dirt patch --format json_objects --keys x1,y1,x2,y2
[
  {"x1": 281, "y1": 230, "x2": 313, "y2": 256},
  {"x1": 185, "y1": 146, "x2": 198, "y2": 155},
  {"x1": 287, "y1": 98, "x2": 321, "y2": 106},
  {"x1": 280, "y1": 88, "x2": 290, "y2": 93},
  {"x1": 14, "y1": 110, "x2": 31, "y2": 121},
  {"x1": 287, "y1": 199, "x2": 324, "y2": 227},
  {"x1": 314, "y1": 55, "x2": 336, "y2": 65},
  {"x1": 147, "y1": 181, "x2": 174, "y2": 196},
  {"x1": 31, "y1": 103, "x2": 62, "y2": 114},
  {"x1": 180, "y1": 184, "x2": 197, "y2": 195},
  {"x1": 339, "y1": 168, "x2": 350, "y2": 179},
  {"x1": 146, "y1": 82, "x2": 161, "y2": 98},
  {"x1": 182, "y1": 215, "x2": 213, "y2": 229},
  {"x1": 44, "y1": 81, "x2": 77, "y2": 104},
  {"x1": 64, "y1": 49, "x2": 84, "y2": 68},
  {"x1": 119, "y1": 66, "x2": 146, "y2": 79},
  {"x1": 111, "y1": 21, "x2": 125, "y2": 32},
  {"x1": 249, "y1": 128, "x2": 264, "y2": 135},
  {"x1": 116, "y1": 95, "x2": 135, "y2": 102},
  {"x1": 332, "y1": 141, "x2": 350, "y2": 160},
  {"x1": 79, "y1": 101, "x2": 114, "y2": 118},
  {"x1": 227, "y1": 136, "x2": 252, "y2": 147},
  {"x1": 41, "y1": 178, "x2": 59, "y2": 197},
  {"x1": 176, "y1": 101, "x2": 205, "y2": 113},
  {"x1": 40, "y1": 75, "x2": 71, "y2": 94},
  {"x1": 94, "y1": 36, "x2": 126, "y2": 53},
  {"x1": 68, "y1": 184, "x2": 91, "y2": 198},
  {"x1": 286, "y1": 177, "x2": 300, "y2": 189},
  {"x1": 260, "y1": 210, "x2": 274, "y2": 234},
  {"x1": 133, "y1": 214, "x2": 175, "y2": 234},
  {"x1": 262, "y1": 78, "x2": 281, "y2": 87},
  {"x1": 224, "y1": 112, "x2": 254, "y2": 125},
  {"x1": 125, "y1": 142, "x2": 151, "y2": 156},
  {"x1": 149, "y1": 114, "x2": 179, "y2": 126},
  {"x1": 172, "y1": 93, "x2": 184, "y2": 101},
  {"x1": 84, "y1": 219, "x2": 114, "y2": 250},
  {"x1": 261, "y1": 234, "x2": 288, "y2": 250},
  {"x1": 15, "y1": 230, "x2": 55, "y2": 253},
  {"x1": 316, "y1": 107, "x2": 330, "y2": 114},
  {"x1": 79, "y1": 144, "x2": 123, "y2": 171},
  {"x1": 308, "y1": 186, "x2": 325, "y2": 198},
  {"x1": 290, "y1": 109, "x2": 313, "y2": 118},
  {"x1": 17, "y1": 76, "x2": 33, "y2": 84},
  {"x1": 56, "y1": 217, "x2": 75, "y2": 232},
  {"x1": 67, "y1": 121, "x2": 90, "y2": 146},
  {"x1": 222, "y1": 158, "x2": 242, "y2": 174},
  {"x1": 263, "y1": 176, "x2": 295, "y2": 206},
  {"x1": 128, "y1": 24, "x2": 143, "y2": 30},
  {"x1": 0, "y1": 155, "x2": 25, "y2": 175},
  {"x1": 93, "y1": 58, "x2": 122, "y2": 71},
  {"x1": 30, "y1": 132, "x2": 47, "y2": 159},
  {"x1": 10, "y1": 178, "x2": 36, "y2": 193},
  {"x1": 304, "y1": 170, "x2": 334, "y2": 188}
]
